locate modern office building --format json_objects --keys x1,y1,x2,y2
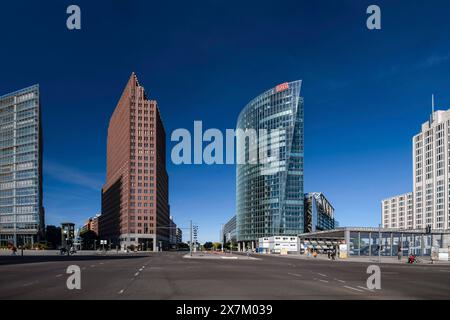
[
  {"x1": 236, "y1": 81, "x2": 304, "y2": 249},
  {"x1": 0, "y1": 85, "x2": 44, "y2": 247},
  {"x1": 99, "y1": 73, "x2": 171, "y2": 251},
  {"x1": 221, "y1": 215, "x2": 237, "y2": 244},
  {"x1": 176, "y1": 227, "x2": 182, "y2": 244},
  {"x1": 382, "y1": 193, "x2": 414, "y2": 229},
  {"x1": 169, "y1": 216, "x2": 177, "y2": 246},
  {"x1": 304, "y1": 192, "x2": 336, "y2": 232}
]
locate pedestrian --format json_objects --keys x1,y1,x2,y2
[
  {"x1": 327, "y1": 250, "x2": 331, "y2": 260},
  {"x1": 397, "y1": 247, "x2": 402, "y2": 261},
  {"x1": 11, "y1": 246, "x2": 17, "y2": 256}
]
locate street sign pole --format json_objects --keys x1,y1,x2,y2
[
  {"x1": 378, "y1": 224, "x2": 382, "y2": 263},
  {"x1": 190, "y1": 220, "x2": 193, "y2": 257}
]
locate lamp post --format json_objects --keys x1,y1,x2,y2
[
  {"x1": 378, "y1": 224, "x2": 382, "y2": 263},
  {"x1": 190, "y1": 220, "x2": 193, "y2": 257}
]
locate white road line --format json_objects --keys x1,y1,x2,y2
[
  {"x1": 343, "y1": 286, "x2": 364, "y2": 293},
  {"x1": 118, "y1": 289, "x2": 124, "y2": 294},
  {"x1": 134, "y1": 272, "x2": 140, "y2": 277},
  {"x1": 318, "y1": 273, "x2": 327, "y2": 277},
  {"x1": 357, "y1": 286, "x2": 374, "y2": 292},
  {"x1": 319, "y1": 279, "x2": 329, "y2": 283},
  {"x1": 55, "y1": 274, "x2": 63, "y2": 278},
  {"x1": 335, "y1": 279, "x2": 346, "y2": 283},
  {"x1": 288, "y1": 273, "x2": 302, "y2": 277},
  {"x1": 22, "y1": 281, "x2": 39, "y2": 287}
]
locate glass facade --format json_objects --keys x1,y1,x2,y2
[
  {"x1": 0, "y1": 85, "x2": 43, "y2": 247},
  {"x1": 236, "y1": 81, "x2": 304, "y2": 242},
  {"x1": 304, "y1": 192, "x2": 335, "y2": 232},
  {"x1": 300, "y1": 228, "x2": 450, "y2": 257}
]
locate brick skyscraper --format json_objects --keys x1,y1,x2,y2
[{"x1": 99, "y1": 73, "x2": 170, "y2": 251}]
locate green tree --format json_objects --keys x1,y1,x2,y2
[{"x1": 203, "y1": 242, "x2": 213, "y2": 250}]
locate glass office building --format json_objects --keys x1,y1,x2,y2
[
  {"x1": 0, "y1": 85, "x2": 44, "y2": 247},
  {"x1": 236, "y1": 81, "x2": 304, "y2": 248},
  {"x1": 304, "y1": 192, "x2": 336, "y2": 232}
]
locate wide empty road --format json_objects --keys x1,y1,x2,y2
[{"x1": 0, "y1": 252, "x2": 449, "y2": 299}]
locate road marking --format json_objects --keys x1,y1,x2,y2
[
  {"x1": 318, "y1": 273, "x2": 327, "y2": 277},
  {"x1": 439, "y1": 269, "x2": 450, "y2": 273},
  {"x1": 357, "y1": 286, "x2": 374, "y2": 292},
  {"x1": 56, "y1": 274, "x2": 63, "y2": 278},
  {"x1": 22, "y1": 281, "x2": 39, "y2": 287},
  {"x1": 118, "y1": 289, "x2": 124, "y2": 294},
  {"x1": 343, "y1": 286, "x2": 364, "y2": 293},
  {"x1": 288, "y1": 273, "x2": 302, "y2": 277},
  {"x1": 134, "y1": 272, "x2": 140, "y2": 277},
  {"x1": 319, "y1": 279, "x2": 329, "y2": 283},
  {"x1": 139, "y1": 267, "x2": 144, "y2": 271},
  {"x1": 335, "y1": 279, "x2": 346, "y2": 283}
]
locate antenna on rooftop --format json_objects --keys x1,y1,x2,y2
[
  {"x1": 432, "y1": 94, "x2": 435, "y2": 114},
  {"x1": 430, "y1": 94, "x2": 435, "y2": 124}
]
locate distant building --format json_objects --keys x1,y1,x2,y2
[
  {"x1": 304, "y1": 193, "x2": 336, "y2": 232},
  {"x1": 221, "y1": 215, "x2": 236, "y2": 244},
  {"x1": 0, "y1": 85, "x2": 44, "y2": 247},
  {"x1": 169, "y1": 216, "x2": 177, "y2": 246},
  {"x1": 176, "y1": 228, "x2": 182, "y2": 244},
  {"x1": 45, "y1": 225, "x2": 62, "y2": 249},
  {"x1": 99, "y1": 73, "x2": 171, "y2": 251},
  {"x1": 61, "y1": 223, "x2": 75, "y2": 249},
  {"x1": 80, "y1": 215, "x2": 100, "y2": 236},
  {"x1": 382, "y1": 193, "x2": 413, "y2": 229}
]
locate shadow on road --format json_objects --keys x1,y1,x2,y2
[{"x1": 0, "y1": 254, "x2": 151, "y2": 266}]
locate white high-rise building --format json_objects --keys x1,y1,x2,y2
[
  {"x1": 382, "y1": 98, "x2": 450, "y2": 231},
  {"x1": 381, "y1": 193, "x2": 413, "y2": 229},
  {"x1": 413, "y1": 108, "x2": 450, "y2": 230}
]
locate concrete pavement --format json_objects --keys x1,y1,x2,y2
[{"x1": 0, "y1": 251, "x2": 449, "y2": 299}]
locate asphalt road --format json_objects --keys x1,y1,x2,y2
[{"x1": 0, "y1": 252, "x2": 449, "y2": 299}]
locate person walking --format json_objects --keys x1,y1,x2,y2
[{"x1": 397, "y1": 247, "x2": 402, "y2": 261}]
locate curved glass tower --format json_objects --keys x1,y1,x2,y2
[{"x1": 236, "y1": 81, "x2": 304, "y2": 246}]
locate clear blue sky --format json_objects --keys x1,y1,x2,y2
[{"x1": 1, "y1": 1, "x2": 450, "y2": 243}]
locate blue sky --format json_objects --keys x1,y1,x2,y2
[{"x1": 1, "y1": 0, "x2": 450, "y2": 242}]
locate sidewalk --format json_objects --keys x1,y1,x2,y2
[
  {"x1": 0, "y1": 249, "x2": 152, "y2": 257},
  {"x1": 183, "y1": 252, "x2": 260, "y2": 260},
  {"x1": 257, "y1": 252, "x2": 450, "y2": 265}
]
